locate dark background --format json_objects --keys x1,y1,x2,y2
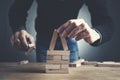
[{"x1": 0, "y1": 0, "x2": 120, "y2": 62}]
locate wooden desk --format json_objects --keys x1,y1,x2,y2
[{"x1": 0, "y1": 62, "x2": 120, "y2": 80}]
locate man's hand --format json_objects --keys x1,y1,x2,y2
[
  {"x1": 10, "y1": 29, "x2": 35, "y2": 51},
  {"x1": 57, "y1": 19, "x2": 100, "y2": 44}
]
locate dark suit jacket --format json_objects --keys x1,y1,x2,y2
[{"x1": 9, "y1": 0, "x2": 114, "y2": 46}]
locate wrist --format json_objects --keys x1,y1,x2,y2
[
  {"x1": 91, "y1": 29, "x2": 101, "y2": 43},
  {"x1": 13, "y1": 26, "x2": 26, "y2": 34},
  {"x1": 90, "y1": 28, "x2": 102, "y2": 46}
]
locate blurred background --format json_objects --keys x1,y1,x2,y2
[{"x1": 0, "y1": 0, "x2": 120, "y2": 62}]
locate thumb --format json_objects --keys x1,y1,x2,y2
[{"x1": 27, "y1": 36, "x2": 35, "y2": 48}]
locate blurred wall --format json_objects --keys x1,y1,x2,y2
[{"x1": 0, "y1": 0, "x2": 120, "y2": 62}]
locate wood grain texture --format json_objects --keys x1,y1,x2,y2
[
  {"x1": 45, "y1": 69, "x2": 68, "y2": 74},
  {"x1": 61, "y1": 64, "x2": 69, "y2": 69},
  {"x1": 60, "y1": 35, "x2": 68, "y2": 51},
  {"x1": 46, "y1": 60, "x2": 69, "y2": 64},
  {"x1": 46, "y1": 64, "x2": 61, "y2": 69},
  {"x1": 49, "y1": 29, "x2": 58, "y2": 50},
  {"x1": 82, "y1": 61, "x2": 99, "y2": 66},
  {"x1": 96, "y1": 62, "x2": 120, "y2": 67},
  {"x1": 47, "y1": 50, "x2": 70, "y2": 56},
  {"x1": 0, "y1": 63, "x2": 120, "y2": 80}
]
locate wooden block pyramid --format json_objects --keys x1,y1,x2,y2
[{"x1": 45, "y1": 29, "x2": 70, "y2": 74}]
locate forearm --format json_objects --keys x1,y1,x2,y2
[
  {"x1": 91, "y1": 20, "x2": 114, "y2": 46},
  {"x1": 9, "y1": 0, "x2": 34, "y2": 33},
  {"x1": 86, "y1": 0, "x2": 114, "y2": 46}
]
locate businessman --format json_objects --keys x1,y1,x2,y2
[{"x1": 9, "y1": 0, "x2": 114, "y2": 62}]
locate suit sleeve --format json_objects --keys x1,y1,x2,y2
[
  {"x1": 9, "y1": 0, "x2": 34, "y2": 33},
  {"x1": 86, "y1": 0, "x2": 114, "y2": 46}
]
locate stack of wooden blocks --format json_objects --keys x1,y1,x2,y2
[{"x1": 45, "y1": 29, "x2": 70, "y2": 74}]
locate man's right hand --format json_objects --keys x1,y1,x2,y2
[{"x1": 11, "y1": 29, "x2": 35, "y2": 51}]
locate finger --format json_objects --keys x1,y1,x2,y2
[
  {"x1": 27, "y1": 36, "x2": 35, "y2": 48},
  {"x1": 68, "y1": 23, "x2": 85, "y2": 38},
  {"x1": 19, "y1": 35, "x2": 28, "y2": 50},
  {"x1": 75, "y1": 29, "x2": 90, "y2": 41},
  {"x1": 14, "y1": 32, "x2": 20, "y2": 44},
  {"x1": 57, "y1": 21, "x2": 70, "y2": 34},
  {"x1": 75, "y1": 32, "x2": 83, "y2": 41},
  {"x1": 13, "y1": 33, "x2": 22, "y2": 49},
  {"x1": 68, "y1": 27, "x2": 79, "y2": 38},
  {"x1": 14, "y1": 39, "x2": 21, "y2": 49},
  {"x1": 82, "y1": 30, "x2": 90, "y2": 38},
  {"x1": 83, "y1": 29, "x2": 93, "y2": 43},
  {"x1": 84, "y1": 37, "x2": 92, "y2": 43},
  {"x1": 61, "y1": 23, "x2": 75, "y2": 38},
  {"x1": 10, "y1": 35, "x2": 14, "y2": 46}
]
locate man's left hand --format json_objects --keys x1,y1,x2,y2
[{"x1": 57, "y1": 19, "x2": 100, "y2": 44}]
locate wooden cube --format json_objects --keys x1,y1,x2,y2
[
  {"x1": 62, "y1": 55, "x2": 69, "y2": 61},
  {"x1": 61, "y1": 64, "x2": 69, "y2": 69},
  {"x1": 46, "y1": 64, "x2": 61, "y2": 70},
  {"x1": 53, "y1": 55, "x2": 61, "y2": 60},
  {"x1": 47, "y1": 50, "x2": 70, "y2": 56}
]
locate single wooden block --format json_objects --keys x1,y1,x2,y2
[
  {"x1": 25, "y1": 44, "x2": 35, "y2": 55},
  {"x1": 62, "y1": 55, "x2": 69, "y2": 61},
  {"x1": 81, "y1": 61, "x2": 99, "y2": 66},
  {"x1": 79, "y1": 58, "x2": 85, "y2": 62},
  {"x1": 46, "y1": 64, "x2": 61, "y2": 70},
  {"x1": 69, "y1": 60, "x2": 82, "y2": 67},
  {"x1": 47, "y1": 60, "x2": 69, "y2": 64},
  {"x1": 47, "y1": 55, "x2": 61, "y2": 60},
  {"x1": 19, "y1": 60, "x2": 29, "y2": 65},
  {"x1": 46, "y1": 69, "x2": 68, "y2": 74},
  {"x1": 61, "y1": 64, "x2": 69, "y2": 69},
  {"x1": 47, "y1": 50, "x2": 70, "y2": 56},
  {"x1": 103, "y1": 61, "x2": 115, "y2": 64},
  {"x1": 49, "y1": 29, "x2": 58, "y2": 50},
  {"x1": 60, "y1": 35, "x2": 68, "y2": 51},
  {"x1": 69, "y1": 62, "x2": 81, "y2": 67},
  {"x1": 53, "y1": 55, "x2": 62, "y2": 60},
  {"x1": 96, "y1": 62, "x2": 120, "y2": 67}
]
